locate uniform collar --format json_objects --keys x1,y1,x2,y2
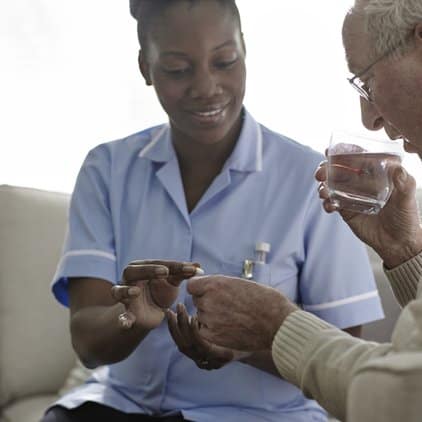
[
  {"x1": 138, "y1": 124, "x2": 173, "y2": 162},
  {"x1": 224, "y1": 109, "x2": 263, "y2": 172},
  {"x1": 138, "y1": 109, "x2": 263, "y2": 173}
]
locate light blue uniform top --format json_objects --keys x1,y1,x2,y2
[{"x1": 52, "y1": 110, "x2": 383, "y2": 422}]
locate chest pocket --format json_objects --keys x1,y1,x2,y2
[
  {"x1": 220, "y1": 261, "x2": 299, "y2": 302},
  {"x1": 219, "y1": 261, "x2": 271, "y2": 285}
]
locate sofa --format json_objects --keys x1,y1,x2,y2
[{"x1": 0, "y1": 184, "x2": 411, "y2": 422}]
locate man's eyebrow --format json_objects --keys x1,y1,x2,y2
[
  {"x1": 345, "y1": 53, "x2": 357, "y2": 72},
  {"x1": 347, "y1": 58, "x2": 363, "y2": 75}
]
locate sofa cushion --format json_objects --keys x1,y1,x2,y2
[
  {"x1": 362, "y1": 247, "x2": 402, "y2": 342},
  {"x1": 0, "y1": 394, "x2": 58, "y2": 422},
  {"x1": 58, "y1": 359, "x2": 94, "y2": 397},
  {"x1": 0, "y1": 186, "x2": 75, "y2": 407}
]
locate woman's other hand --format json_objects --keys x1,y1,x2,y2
[
  {"x1": 167, "y1": 304, "x2": 248, "y2": 370},
  {"x1": 111, "y1": 260, "x2": 200, "y2": 331}
]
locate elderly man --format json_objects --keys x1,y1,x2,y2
[{"x1": 186, "y1": 1, "x2": 422, "y2": 421}]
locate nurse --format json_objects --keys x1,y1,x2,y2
[{"x1": 43, "y1": 0, "x2": 384, "y2": 421}]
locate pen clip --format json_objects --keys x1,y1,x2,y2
[{"x1": 242, "y1": 259, "x2": 254, "y2": 280}]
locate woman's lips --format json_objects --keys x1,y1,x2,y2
[{"x1": 188, "y1": 104, "x2": 229, "y2": 124}]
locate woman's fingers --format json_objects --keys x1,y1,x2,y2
[
  {"x1": 125, "y1": 260, "x2": 202, "y2": 286},
  {"x1": 111, "y1": 285, "x2": 141, "y2": 304},
  {"x1": 167, "y1": 263, "x2": 203, "y2": 286},
  {"x1": 168, "y1": 305, "x2": 234, "y2": 370},
  {"x1": 123, "y1": 264, "x2": 168, "y2": 283},
  {"x1": 167, "y1": 309, "x2": 194, "y2": 357},
  {"x1": 117, "y1": 310, "x2": 136, "y2": 329},
  {"x1": 176, "y1": 303, "x2": 194, "y2": 341},
  {"x1": 167, "y1": 306, "x2": 208, "y2": 362}
]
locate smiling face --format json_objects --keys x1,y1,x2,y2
[
  {"x1": 139, "y1": 0, "x2": 246, "y2": 147},
  {"x1": 343, "y1": 11, "x2": 422, "y2": 157}
]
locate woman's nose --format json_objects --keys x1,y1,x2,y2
[
  {"x1": 189, "y1": 67, "x2": 223, "y2": 99},
  {"x1": 360, "y1": 97, "x2": 384, "y2": 131}
]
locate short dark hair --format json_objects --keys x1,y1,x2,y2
[{"x1": 130, "y1": 0, "x2": 242, "y2": 52}]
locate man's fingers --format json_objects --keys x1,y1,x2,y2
[
  {"x1": 314, "y1": 161, "x2": 328, "y2": 182},
  {"x1": 187, "y1": 276, "x2": 209, "y2": 296},
  {"x1": 391, "y1": 166, "x2": 416, "y2": 200},
  {"x1": 323, "y1": 199, "x2": 339, "y2": 213},
  {"x1": 318, "y1": 182, "x2": 330, "y2": 200},
  {"x1": 111, "y1": 285, "x2": 141, "y2": 303}
]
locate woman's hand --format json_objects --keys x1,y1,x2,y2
[
  {"x1": 315, "y1": 162, "x2": 422, "y2": 268},
  {"x1": 111, "y1": 260, "x2": 200, "y2": 331},
  {"x1": 167, "y1": 304, "x2": 249, "y2": 370}
]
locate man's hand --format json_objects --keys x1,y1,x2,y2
[
  {"x1": 316, "y1": 162, "x2": 422, "y2": 268},
  {"x1": 111, "y1": 260, "x2": 200, "y2": 331},
  {"x1": 187, "y1": 276, "x2": 298, "y2": 351},
  {"x1": 167, "y1": 304, "x2": 247, "y2": 370}
]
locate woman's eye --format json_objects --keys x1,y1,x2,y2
[
  {"x1": 215, "y1": 58, "x2": 238, "y2": 69},
  {"x1": 163, "y1": 68, "x2": 190, "y2": 77}
]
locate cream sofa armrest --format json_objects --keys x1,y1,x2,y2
[{"x1": 0, "y1": 185, "x2": 75, "y2": 408}]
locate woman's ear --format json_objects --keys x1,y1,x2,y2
[
  {"x1": 240, "y1": 32, "x2": 246, "y2": 57},
  {"x1": 414, "y1": 22, "x2": 422, "y2": 42},
  {"x1": 138, "y1": 49, "x2": 152, "y2": 86}
]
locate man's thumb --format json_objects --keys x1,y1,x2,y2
[
  {"x1": 187, "y1": 276, "x2": 206, "y2": 296},
  {"x1": 392, "y1": 166, "x2": 416, "y2": 199}
]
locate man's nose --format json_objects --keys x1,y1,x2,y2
[
  {"x1": 189, "y1": 66, "x2": 223, "y2": 99},
  {"x1": 360, "y1": 97, "x2": 384, "y2": 131}
]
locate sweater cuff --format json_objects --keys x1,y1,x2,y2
[
  {"x1": 384, "y1": 252, "x2": 422, "y2": 307},
  {"x1": 271, "y1": 310, "x2": 333, "y2": 385}
]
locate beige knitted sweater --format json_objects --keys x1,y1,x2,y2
[{"x1": 272, "y1": 253, "x2": 422, "y2": 422}]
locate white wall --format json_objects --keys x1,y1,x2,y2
[{"x1": 1, "y1": 1, "x2": 421, "y2": 193}]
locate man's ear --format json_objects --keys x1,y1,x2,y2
[{"x1": 138, "y1": 49, "x2": 152, "y2": 86}]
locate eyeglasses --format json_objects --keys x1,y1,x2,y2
[
  {"x1": 347, "y1": 36, "x2": 411, "y2": 103},
  {"x1": 347, "y1": 52, "x2": 388, "y2": 103}
]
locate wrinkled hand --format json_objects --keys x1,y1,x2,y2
[
  {"x1": 315, "y1": 161, "x2": 422, "y2": 268},
  {"x1": 187, "y1": 276, "x2": 298, "y2": 352},
  {"x1": 111, "y1": 260, "x2": 200, "y2": 331},
  {"x1": 167, "y1": 304, "x2": 248, "y2": 370}
]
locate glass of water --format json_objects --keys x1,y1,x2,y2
[{"x1": 327, "y1": 132, "x2": 404, "y2": 214}]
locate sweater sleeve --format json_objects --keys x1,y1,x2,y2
[
  {"x1": 384, "y1": 252, "x2": 422, "y2": 307},
  {"x1": 271, "y1": 310, "x2": 391, "y2": 420},
  {"x1": 271, "y1": 251, "x2": 422, "y2": 420}
]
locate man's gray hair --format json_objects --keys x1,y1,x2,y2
[{"x1": 359, "y1": 0, "x2": 422, "y2": 57}]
